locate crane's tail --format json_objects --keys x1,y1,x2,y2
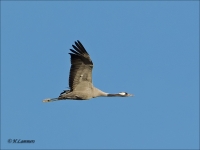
[{"x1": 42, "y1": 98, "x2": 59, "y2": 103}]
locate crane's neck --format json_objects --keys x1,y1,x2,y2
[
  {"x1": 93, "y1": 87, "x2": 108, "y2": 97},
  {"x1": 93, "y1": 87, "x2": 120, "y2": 97},
  {"x1": 107, "y1": 93, "x2": 121, "y2": 97}
]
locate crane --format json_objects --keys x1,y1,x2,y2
[{"x1": 43, "y1": 40, "x2": 133, "y2": 102}]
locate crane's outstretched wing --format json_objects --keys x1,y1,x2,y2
[{"x1": 68, "y1": 40, "x2": 93, "y2": 91}]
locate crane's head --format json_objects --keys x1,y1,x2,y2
[{"x1": 118, "y1": 92, "x2": 134, "y2": 97}]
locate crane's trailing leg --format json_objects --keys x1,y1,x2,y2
[
  {"x1": 43, "y1": 90, "x2": 72, "y2": 102},
  {"x1": 42, "y1": 98, "x2": 59, "y2": 103}
]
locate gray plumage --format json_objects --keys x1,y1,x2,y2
[{"x1": 43, "y1": 40, "x2": 133, "y2": 102}]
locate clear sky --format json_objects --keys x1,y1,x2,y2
[{"x1": 1, "y1": 1, "x2": 199, "y2": 149}]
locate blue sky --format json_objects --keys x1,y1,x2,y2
[{"x1": 1, "y1": 1, "x2": 199, "y2": 149}]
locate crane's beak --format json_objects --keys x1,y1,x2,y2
[{"x1": 128, "y1": 94, "x2": 134, "y2": 97}]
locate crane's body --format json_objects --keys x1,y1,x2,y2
[{"x1": 43, "y1": 40, "x2": 133, "y2": 102}]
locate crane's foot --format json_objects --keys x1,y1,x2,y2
[
  {"x1": 42, "y1": 98, "x2": 52, "y2": 102},
  {"x1": 42, "y1": 98, "x2": 60, "y2": 102}
]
